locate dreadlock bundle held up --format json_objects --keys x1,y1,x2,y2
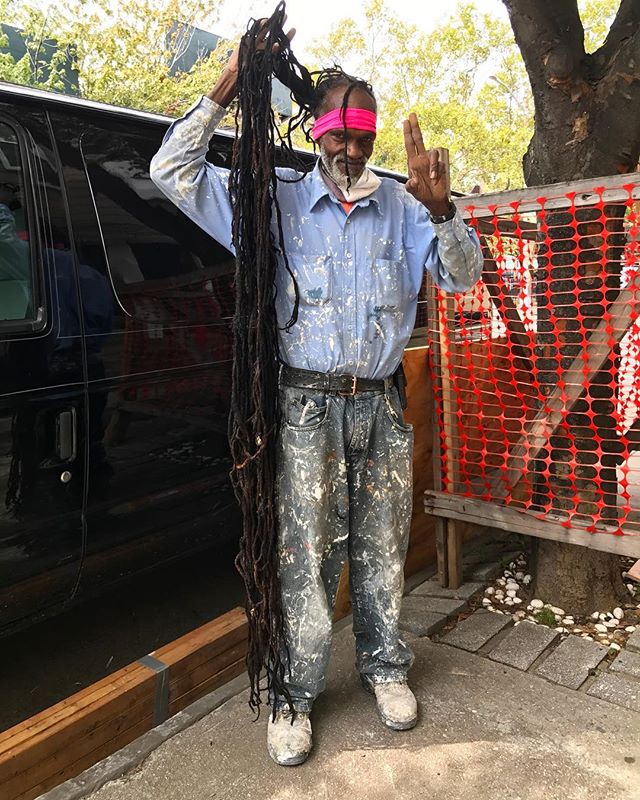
[{"x1": 228, "y1": 1, "x2": 375, "y2": 715}]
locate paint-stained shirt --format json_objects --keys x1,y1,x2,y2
[{"x1": 150, "y1": 96, "x2": 483, "y2": 380}]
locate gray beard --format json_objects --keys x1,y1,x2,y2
[{"x1": 319, "y1": 147, "x2": 365, "y2": 191}]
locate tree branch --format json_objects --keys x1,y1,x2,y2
[
  {"x1": 591, "y1": 0, "x2": 640, "y2": 77},
  {"x1": 501, "y1": 0, "x2": 586, "y2": 97}
]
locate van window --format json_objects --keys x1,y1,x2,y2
[
  {"x1": 80, "y1": 128, "x2": 236, "y2": 326},
  {"x1": 0, "y1": 122, "x2": 35, "y2": 324}
]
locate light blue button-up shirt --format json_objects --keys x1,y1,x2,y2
[{"x1": 150, "y1": 97, "x2": 483, "y2": 379}]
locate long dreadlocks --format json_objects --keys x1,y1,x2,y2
[{"x1": 229, "y1": 1, "x2": 375, "y2": 716}]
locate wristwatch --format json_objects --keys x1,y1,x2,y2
[{"x1": 429, "y1": 201, "x2": 457, "y2": 224}]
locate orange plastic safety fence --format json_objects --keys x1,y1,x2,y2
[{"x1": 429, "y1": 179, "x2": 640, "y2": 538}]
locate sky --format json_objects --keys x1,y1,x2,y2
[{"x1": 212, "y1": 0, "x2": 510, "y2": 60}]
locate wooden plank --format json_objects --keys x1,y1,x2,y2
[
  {"x1": 13, "y1": 652, "x2": 246, "y2": 800},
  {"x1": 0, "y1": 663, "x2": 152, "y2": 757},
  {"x1": 169, "y1": 657, "x2": 247, "y2": 716},
  {"x1": 13, "y1": 716, "x2": 153, "y2": 800},
  {"x1": 446, "y1": 518, "x2": 463, "y2": 588},
  {"x1": 441, "y1": 291, "x2": 463, "y2": 589},
  {"x1": 1, "y1": 673, "x2": 155, "y2": 796},
  {"x1": 2, "y1": 608, "x2": 248, "y2": 800},
  {"x1": 169, "y1": 639, "x2": 247, "y2": 701},
  {"x1": 454, "y1": 173, "x2": 640, "y2": 219},
  {"x1": 155, "y1": 609, "x2": 247, "y2": 674},
  {"x1": 501, "y1": 278, "x2": 639, "y2": 495},
  {"x1": 402, "y1": 346, "x2": 438, "y2": 579},
  {"x1": 435, "y1": 518, "x2": 448, "y2": 587},
  {"x1": 424, "y1": 490, "x2": 640, "y2": 558},
  {"x1": 427, "y1": 275, "x2": 448, "y2": 586}
]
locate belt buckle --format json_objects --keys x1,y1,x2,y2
[{"x1": 339, "y1": 375, "x2": 358, "y2": 396}]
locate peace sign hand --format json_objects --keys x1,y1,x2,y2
[{"x1": 403, "y1": 113, "x2": 451, "y2": 215}]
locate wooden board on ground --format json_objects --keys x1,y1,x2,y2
[
  {"x1": 424, "y1": 490, "x2": 640, "y2": 559},
  {"x1": 0, "y1": 608, "x2": 248, "y2": 800}
]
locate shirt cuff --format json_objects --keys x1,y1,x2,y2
[
  {"x1": 183, "y1": 95, "x2": 228, "y2": 134},
  {"x1": 431, "y1": 208, "x2": 470, "y2": 242}
]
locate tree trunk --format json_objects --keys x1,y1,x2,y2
[
  {"x1": 531, "y1": 540, "x2": 628, "y2": 615},
  {"x1": 502, "y1": 0, "x2": 640, "y2": 610}
]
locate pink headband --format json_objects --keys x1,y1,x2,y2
[{"x1": 311, "y1": 108, "x2": 377, "y2": 141}]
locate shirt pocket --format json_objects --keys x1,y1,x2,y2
[
  {"x1": 287, "y1": 254, "x2": 333, "y2": 306},
  {"x1": 371, "y1": 257, "x2": 404, "y2": 310}
]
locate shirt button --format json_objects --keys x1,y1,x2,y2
[{"x1": 346, "y1": 288, "x2": 352, "y2": 295}]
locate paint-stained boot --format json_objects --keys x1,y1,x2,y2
[
  {"x1": 366, "y1": 679, "x2": 418, "y2": 730},
  {"x1": 267, "y1": 709, "x2": 312, "y2": 766}
]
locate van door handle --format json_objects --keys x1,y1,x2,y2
[{"x1": 56, "y1": 408, "x2": 77, "y2": 462}]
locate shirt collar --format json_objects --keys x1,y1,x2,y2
[{"x1": 307, "y1": 160, "x2": 383, "y2": 216}]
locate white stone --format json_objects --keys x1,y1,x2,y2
[
  {"x1": 522, "y1": 575, "x2": 532, "y2": 585},
  {"x1": 504, "y1": 570, "x2": 513, "y2": 577},
  {"x1": 496, "y1": 578, "x2": 506, "y2": 586},
  {"x1": 609, "y1": 643, "x2": 621, "y2": 652},
  {"x1": 625, "y1": 626, "x2": 637, "y2": 633},
  {"x1": 495, "y1": 591, "x2": 504, "y2": 600},
  {"x1": 581, "y1": 634, "x2": 594, "y2": 641},
  {"x1": 531, "y1": 599, "x2": 544, "y2": 609},
  {"x1": 549, "y1": 606, "x2": 565, "y2": 616},
  {"x1": 514, "y1": 620, "x2": 521, "y2": 626},
  {"x1": 506, "y1": 583, "x2": 519, "y2": 592},
  {"x1": 515, "y1": 610, "x2": 526, "y2": 619},
  {"x1": 562, "y1": 618, "x2": 574, "y2": 626},
  {"x1": 595, "y1": 624, "x2": 608, "y2": 633},
  {"x1": 512, "y1": 597, "x2": 523, "y2": 604},
  {"x1": 554, "y1": 614, "x2": 562, "y2": 622},
  {"x1": 507, "y1": 589, "x2": 518, "y2": 598},
  {"x1": 626, "y1": 583, "x2": 635, "y2": 594},
  {"x1": 591, "y1": 612, "x2": 600, "y2": 620},
  {"x1": 509, "y1": 562, "x2": 516, "y2": 570},
  {"x1": 504, "y1": 598, "x2": 514, "y2": 606},
  {"x1": 515, "y1": 571, "x2": 525, "y2": 580},
  {"x1": 526, "y1": 604, "x2": 533, "y2": 611},
  {"x1": 482, "y1": 598, "x2": 492, "y2": 606},
  {"x1": 613, "y1": 607, "x2": 624, "y2": 620},
  {"x1": 485, "y1": 587, "x2": 495, "y2": 595},
  {"x1": 599, "y1": 613, "x2": 607, "y2": 621},
  {"x1": 604, "y1": 619, "x2": 618, "y2": 629}
]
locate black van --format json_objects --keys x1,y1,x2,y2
[{"x1": 0, "y1": 82, "x2": 259, "y2": 634}]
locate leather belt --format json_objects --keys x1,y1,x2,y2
[{"x1": 280, "y1": 364, "x2": 393, "y2": 396}]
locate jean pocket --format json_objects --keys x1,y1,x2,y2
[{"x1": 282, "y1": 389, "x2": 331, "y2": 430}]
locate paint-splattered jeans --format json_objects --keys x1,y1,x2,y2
[{"x1": 275, "y1": 381, "x2": 415, "y2": 712}]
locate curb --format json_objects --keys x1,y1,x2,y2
[{"x1": 36, "y1": 672, "x2": 251, "y2": 800}]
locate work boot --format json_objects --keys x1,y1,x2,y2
[
  {"x1": 363, "y1": 678, "x2": 418, "y2": 731},
  {"x1": 267, "y1": 708, "x2": 312, "y2": 766}
]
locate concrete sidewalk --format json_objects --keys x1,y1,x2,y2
[{"x1": 63, "y1": 623, "x2": 639, "y2": 800}]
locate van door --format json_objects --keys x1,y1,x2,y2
[
  {"x1": 0, "y1": 104, "x2": 86, "y2": 629},
  {"x1": 49, "y1": 108, "x2": 240, "y2": 590}
]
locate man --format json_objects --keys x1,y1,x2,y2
[{"x1": 151, "y1": 25, "x2": 483, "y2": 767}]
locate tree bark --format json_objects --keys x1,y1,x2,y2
[{"x1": 502, "y1": 0, "x2": 640, "y2": 612}]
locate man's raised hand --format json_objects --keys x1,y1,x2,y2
[
  {"x1": 403, "y1": 113, "x2": 450, "y2": 215},
  {"x1": 208, "y1": 19, "x2": 296, "y2": 108}
]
